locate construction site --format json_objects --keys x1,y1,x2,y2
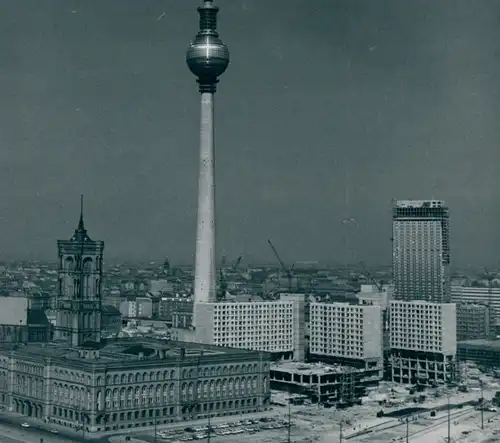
[
  {"x1": 137, "y1": 363, "x2": 500, "y2": 443},
  {"x1": 269, "y1": 361, "x2": 378, "y2": 407}
]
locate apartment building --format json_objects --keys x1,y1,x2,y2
[
  {"x1": 309, "y1": 303, "x2": 383, "y2": 377},
  {"x1": 456, "y1": 303, "x2": 494, "y2": 341},
  {"x1": 159, "y1": 297, "x2": 193, "y2": 323},
  {"x1": 194, "y1": 294, "x2": 305, "y2": 361},
  {"x1": 119, "y1": 297, "x2": 153, "y2": 319},
  {"x1": 389, "y1": 301, "x2": 456, "y2": 384},
  {"x1": 452, "y1": 286, "x2": 500, "y2": 328}
]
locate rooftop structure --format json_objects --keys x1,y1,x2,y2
[
  {"x1": 0, "y1": 337, "x2": 261, "y2": 368},
  {"x1": 271, "y1": 361, "x2": 358, "y2": 376}
]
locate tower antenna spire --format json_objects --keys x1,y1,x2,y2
[{"x1": 78, "y1": 194, "x2": 85, "y2": 230}]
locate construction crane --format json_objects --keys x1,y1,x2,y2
[
  {"x1": 217, "y1": 255, "x2": 243, "y2": 301},
  {"x1": 483, "y1": 267, "x2": 499, "y2": 339},
  {"x1": 358, "y1": 261, "x2": 384, "y2": 292},
  {"x1": 267, "y1": 239, "x2": 295, "y2": 292},
  {"x1": 233, "y1": 256, "x2": 242, "y2": 270},
  {"x1": 217, "y1": 254, "x2": 227, "y2": 301}
]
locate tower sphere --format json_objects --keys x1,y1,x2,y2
[
  {"x1": 186, "y1": 35, "x2": 230, "y2": 81},
  {"x1": 186, "y1": 0, "x2": 230, "y2": 87}
]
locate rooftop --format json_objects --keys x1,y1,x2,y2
[
  {"x1": 0, "y1": 338, "x2": 265, "y2": 368},
  {"x1": 271, "y1": 361, "x2": 359, "y2": 375},
  {"x1": 457, "y1": 339, "x2": 500, "y2": 351}
]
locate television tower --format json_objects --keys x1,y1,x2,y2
[{"x1": 186, "y1": 0, "x2": 229, "y2": 327}]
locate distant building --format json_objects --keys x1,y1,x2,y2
[
  {"x1": 149, "y1": 279, "x2": 174, "y2": 294},
  {"x1": 101, "y1": 306, "x2": 122, "y2": 335},
  {"x1": 195, "y1": 294, "x2": 305, "y2": 361},
  {"x1": 456, "y1": 303, "x2": 493, "y2": 341},
  {"x1": 172, "y1": 310, "x2": 193, "y2": 329},
  {"x1": 392, "y1": 200, "x2": 450, "y2": 303},
  {"x1": 120, "y1": 279, "x2": 149, "y2": 295},
  {"x1": 26, "y1": 292, "x2": 51, "y2": 311},
  {"x1": 158, "y1": 296, "x2": 193, "y2": 324},
  {"x1": 452, "y1": 286, "x2": 500, "y2": 327},
  {"x1": 102, "y1": 293, "x2": 123, "y2": 311},
  {"x1": 389, "y1": 301, "x2": 456, "y2": 384},
  {"x1": 0, "y1": 296, "x2": 50, "y2": 343},
  {"x1": 120, "y1": 297, "x2": 153, "y2": 319},
  {"x1": 457, "y1": 339, "x2": 500, "y2": 369}
]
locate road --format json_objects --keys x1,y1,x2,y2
[{"x1": 0, "y1": 415, "x2": 109, "y2": 443}]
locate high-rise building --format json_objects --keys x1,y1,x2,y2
[
  {"x1": 390, "y1": 200, "x2": 456, "y2": 385},
  {"x1": 54, "y1": 197, "x2": 104, "y2": 346},
  {"x1": 186, "y1": 0, "x2": 230, "y2": 328},
  {"x1": 392, "y1": 200, "x2": 450, "y2": 303}
]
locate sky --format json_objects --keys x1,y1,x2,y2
[{"x1": 0, "y1": 0, "x2": 499, "y2": 268}]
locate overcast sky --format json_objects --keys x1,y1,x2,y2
[{"x1": 0, "y1": 0, "x2": 499, "y2": 267}]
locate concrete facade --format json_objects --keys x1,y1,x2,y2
[
  {"x1": 456, "y1": 303, "x2": 493, "y2": 341},
  {"x1": 194, "y1": 294, "x2": 305, "y2": 361},
  {"x1": 392, "y1": 200, "x2": 451, "y2": 303},
  {"x1": 389, "y1": 301, "x2": 456, "y2": 384},
  {"x1": 309, "y1": 302, "x2": 383, "y2": 381},
  {"x1": 452, "y1": 285, "x2": 500, "y2": 326}
]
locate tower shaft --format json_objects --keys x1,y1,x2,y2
[
  {"x1": 187, "y1": 0, "x2": 229, "y2": 329},
  {"x1": 193, "y1": 92, "x2": 216, "y2": 325}
]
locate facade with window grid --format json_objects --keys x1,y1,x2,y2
[
  {"x1": 389, "y1": 301, "x2": 456, "y2": 384},
  {"x1": 452, "y1": 286, "x2": 500, "y2": 327},
  {"x1": 308, "y1": 303, "x2": 382, "y2": 377},
  {"x1": 194, "y1": 294, "x2": 305, "y2": 361},
  {"x1": 392, "y1": 200, "x2": 450, "y2": 303}
]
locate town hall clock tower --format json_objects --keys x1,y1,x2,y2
[{"x1": 55, "y1": 196, "x2": 104, "y2": 347}]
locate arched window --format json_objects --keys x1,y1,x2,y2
[
  {"x1": 105, "y1": 390, "x2": 111, "y2": 409},
  {"x1": 65, "y1": 257, "x2": 74, "y2": 271}
]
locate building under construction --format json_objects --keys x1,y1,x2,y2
[{"x1": 269, "y1": 361, "x2": 379, "y2": 406}]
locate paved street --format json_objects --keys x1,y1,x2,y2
[{"x1": 0, "y1": 415, "x2": 108, "y2": 443}]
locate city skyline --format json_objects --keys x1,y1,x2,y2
[{"x1": 0, "y1": 0, "x2": 499, "y2": 267}]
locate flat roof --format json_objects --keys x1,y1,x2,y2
[
  {"x1": 457, "y1": 339, "x2": 500, "y2": 352},
  {"x1": 0, "y1": 338, "x2": 267, "y2": 368},
  {"x1": 271, "y1": 361, "x2": 358, "y2": 375}
]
